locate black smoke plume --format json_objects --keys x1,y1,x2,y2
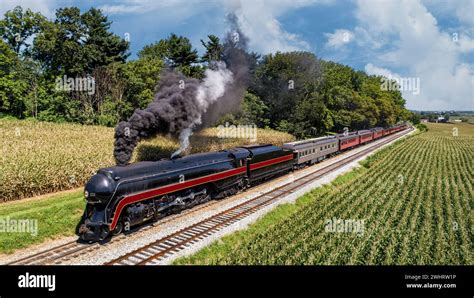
[
  {"x1": 200, "y1": 13, "x2": 251, "y2": 127},
  {"x1": 113, "y1": 13, "x2": 250, "y2": 165}
]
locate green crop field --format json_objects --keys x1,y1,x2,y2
[
  {"x1": 176, "y1": 123, "x2": 473, "y2": 265},
  {"x1": 0, "y1": 118, "x2": 294, "y2": 253},
  {"x1": 0, "y1": 118, "x2": 294, "y2": 202}
]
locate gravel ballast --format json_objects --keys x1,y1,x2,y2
[{"x1": 3, "y1": 129, "x2": 415, "y2": 265}]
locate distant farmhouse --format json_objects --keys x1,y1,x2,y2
[
  {"x1": 432, "y1": 116, "x2": 447, "y2": 123},
  {"x1": 413, "y1": 110, "x2": 474, "y2": 124}
]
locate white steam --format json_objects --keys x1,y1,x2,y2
[
  {"x1": 171, "y1": 127, "x2": 193, "y2": 159},
  {"x1": 196, "y1": 61, "x2": 234, "y2": 111},
  {"x1": 171, "y1": 62, "x2": 234, "y2": 158}
]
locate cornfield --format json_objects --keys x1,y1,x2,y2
[
  {"x1": 177, "y1": 123, "x2": 473, "y2": 265},
  {"x1": 0, "y1": 119, "x2": 295, "y2": 202}
]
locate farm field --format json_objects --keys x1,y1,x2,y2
[
  {"x1": 176, "y1": 123, "x2": 473, "y2": 265},
  {"x1": 0, "y1": 118, "x2": 294, "y2": 253},
  {"x1": 0, "y1": 118, "x2": 294, "y2": 202}
]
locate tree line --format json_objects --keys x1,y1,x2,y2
[{"x1": 0, "y1": 6, "x2": 415, "y2": 137}]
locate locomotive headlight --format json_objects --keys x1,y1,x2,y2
[{"x1": 84, "y1": 190, "x2": 89, "y2": 198}]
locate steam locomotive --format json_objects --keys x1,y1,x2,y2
[{"x1": 77, "y1": 123, "x2": 408, "y2": 242}]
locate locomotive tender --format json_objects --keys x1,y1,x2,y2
[{"x1": 77, "y1": 123, "x2": 408, "y2": 242}]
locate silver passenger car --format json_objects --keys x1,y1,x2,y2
[{"x1": 282, "y1": 136, "x2": 339, "y2": 166}]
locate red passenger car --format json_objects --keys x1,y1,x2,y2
[
  {"x1": 372, "y1": 127, "x2": 383, "y2": 140},
  {"x1": 338, "y1": 133, "x2": 360, "y2": 150},
  {"x1": 372, "y1": 127, "x2": 384, "y2": 139},
  {"x1": 358, "y1": 130, "x2": 373, "y2": 144}
]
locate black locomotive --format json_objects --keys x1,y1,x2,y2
[
  {"x1": 77, "y1": 123, "x2": 408, "y2": 242},
  {"x1": 77, "y1": 144, "x2": 293, "y2": 242}
]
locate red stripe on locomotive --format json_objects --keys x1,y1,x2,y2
[
  {"x1": 249, "y1": 154, "x2": 293, "y2": 170},
  {"x1": 110, "y1": 154, "x2": 293, "y2": 230}
]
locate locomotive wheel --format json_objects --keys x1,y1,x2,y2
[
  {"x1": 112, "y1": 222, "x2": 123, "y2": 235},
  {"x1": 154, "y1": 212, "x2": 166, "y2": 221}
]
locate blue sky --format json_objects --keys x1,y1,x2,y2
[{"x1": 1, "y1": 0, "x2": 473, "y2": 111}]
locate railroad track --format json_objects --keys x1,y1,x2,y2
[
  {"x1": 106, "y1": 128, "x2": 413, "y2": 265},
  {"x1": 6, "y1": 198, "x2": 220, "y2": 265},
  {"x1": 8, "y1": 128, "x2": 412, "y2": 266},
  {"x1": 7, "y1": 240, "x2": 90, "y2": 265}
]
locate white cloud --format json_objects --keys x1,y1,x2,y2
[
  {"x1": 423, "y1": 0, "x2": 474, "y2": 26},
  {"x1": 455, "y1": 2, "x2": 474, "y2": 26},
  {"x1": 353, "y1": 26, "x2": 385, "y2": 49},
  {"x1": 354, "y1": 0, "x2": 474, "y2": 110},
  {"x1": 98, "y1": 0, "x2": 217, "y2": 26},
  {"x1": 99, "y1": 0, "x2": 197, "y2": 15},
  {"x1": 325, "y1": 29, "x2": 354, "y2": 49},
  {"x1": 0, "y1": 0, "x2": 55, "y2": 17},
  {"x1": 99, "y1": 4, "x2": 143, "y2": 14},
  {"x1": 100, "y1": 0, "x2": 322, "y2": 54},
  {"x1": 225, "y1": 0, "x2": 318, "y2": 54},
  {"x1": 365, "y1": 63, "x2": 400, "y2": 79},
  {"x1": 457, "y1": 33, "x2": 474, "y2": 53}
]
